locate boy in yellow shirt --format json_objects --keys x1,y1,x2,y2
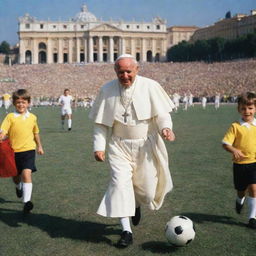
[
  {"x1": 222, "y1": 92, "x2": 256, "y2": 228},
  {"x1": 0, "y1": 89, "x2": 44, "y2": 214}
]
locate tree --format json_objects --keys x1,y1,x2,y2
[{"x1": 0, "y1": 41, "x2": 10, "y2": 54}]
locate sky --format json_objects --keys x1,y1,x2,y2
[{"x1": 0, "y1": 0, "x2": 255, "y2": 45}]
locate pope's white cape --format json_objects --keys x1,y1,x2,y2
[
  {"x1": 89, "y1": 75, "x2": 174, "y2": 214},
  {"x1": 89, "y1": 75, "x2": 175, "y2": 126}
]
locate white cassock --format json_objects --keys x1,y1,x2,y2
[{"x1": 89, "y1": 75, "x2": 175, "y2": 218}]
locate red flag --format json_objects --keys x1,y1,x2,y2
[{"x1": 0, "y1": 139, "x2": 18, "y2": 178}]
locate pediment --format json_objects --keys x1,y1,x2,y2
[{"x1": 90, "y1": 23, "x2": 122, "y2": 32}]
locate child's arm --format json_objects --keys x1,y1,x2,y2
[
  {"x1": 222, "y1": 144, "x2": 245, "y2": 161},
  {"x1": 0, "y1": 131, "x2": 7, "y2": 142},
  {"x1": 34, "y1": 133, "x2": 44, "y2": 155}
]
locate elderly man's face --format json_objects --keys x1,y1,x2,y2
[{"x1": 115, "y1": 58, "x2": 138, "y2": 88}]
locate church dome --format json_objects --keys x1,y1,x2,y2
[{"x1": 74, "y1": 4, "x2": 97, "y2": 22}]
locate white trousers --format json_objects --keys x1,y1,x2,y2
[
  {"x1": 61, "y1": 107, "x2": 72, "y2": 116},
  {"x1": 97, "y1": 133, "x2": 173, "y2": 218}
]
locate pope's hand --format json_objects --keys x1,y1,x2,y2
[
  {"x1": 162, "y1": 128, "x2": 175, "y2": 141},
  {"x1": 94, "y1": 151, "x2": 105, "y2": 162}
]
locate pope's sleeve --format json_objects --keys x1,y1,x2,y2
[
  {"x1": 155, "y1": 113, "x2": 173, "y2": 131},
  {"x1": 222, "y1": 124, "x2": 235, "y2": 146},
  {"x1": 93, "y1": 124, "x2": 108, "y2": 152}
]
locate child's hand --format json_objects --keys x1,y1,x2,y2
[
  {"x1": 0, "y1": 133, "x2": 6, "y2": 143},
  {"x1": 37, "y1": 146, "x2": 44, "y2": 155},
  {"x1": 232, "y1": 149, "x2": 246, "y2": 161}
]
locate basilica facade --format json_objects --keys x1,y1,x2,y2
[{"x1": 18, "y1": 5, "x2": 169, "y2": 64}]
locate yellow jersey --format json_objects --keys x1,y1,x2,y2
[
  {"x1": 3, "y1": 93, "x2": 11, "y2": 101},
  {"x1": 0, "y1": 111, "x2": 39, "y2": 152},
  {"x1": 222, "y1": 119, "x2": 256, "y2": 164}
]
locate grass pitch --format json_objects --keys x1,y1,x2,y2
[{"x1": 0, "y1": 105, "x2": 255, "y2": 256}]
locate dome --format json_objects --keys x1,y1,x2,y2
[{"x1": 74, "y1": 5, "x2": 97, "y2": 22}]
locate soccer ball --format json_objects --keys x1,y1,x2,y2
[{"x1": 165, "y1": 215, "x2": 195, "y2": 246}]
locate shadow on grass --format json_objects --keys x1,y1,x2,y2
[
  {"x1": 41, "y1": 128, "x2": 68, "y2": 134},
  {"x1": 181, "y1": 212, "x2": 246, "y2": 227},
  {"x1": 0, "y1": 197, "x2": 19, "y2": 204},
  {"x1": 141, "y1": 241, "x2": 179, "y2": 254},
  {"x1": 0, "y1": 207, "x2": 119, "y2": 246}
]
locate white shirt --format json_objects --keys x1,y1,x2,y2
[{"x1": 58, "y1": 95, "x2": 73, "y2": 109}]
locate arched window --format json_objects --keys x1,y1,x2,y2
[
  {"x1": 25, "y1": 50, "x2": 32, "y2": 64},
  {"x1": 155, "y1": 53, "x2": 160, "y2": 62},
  {"x1": 39, "y1": 51, "x2": 46, "y2": 63},
  {"x1": 136, "y1": 52, "x2": 140, "y2": 62},
  {"x1": 103, "y1": 53, "x2": 108, "y2": 62},
  {"x1": 147, "y1": 51, "x2": 153, "y2": 62},
  {"x1": 39, "y1": 42, "x2": 47, "y2": 50}
]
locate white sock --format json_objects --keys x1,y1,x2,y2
[
  {"x1": 120, "y1": 217, "x2": 132, "y2": 233},
  {"x1": 16, "y1": 182, "x2": 22, "y2": 190},
  {"x1": 247, "y1": 196, "x2": 256, "y2": 219},
  {"x1": 68, "y1": 119, "x2": 72, "y2": 128},
  {"x1": 22, "y1": 183, "x2": 33, "y2": 203},
  {"x1": 236, "y1": 196, "x2": 245, "y2": 205}
]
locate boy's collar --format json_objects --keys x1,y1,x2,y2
[
  {"x1": 239, "y1": 118, "x2": 256, "y2": 127},
  {"x1": 13, "y1": 110, "x2": 30, "y2": 119}
]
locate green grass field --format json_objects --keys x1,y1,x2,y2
[{"x1": 0, "y1": 105, "x2": 255, "y2": 256}]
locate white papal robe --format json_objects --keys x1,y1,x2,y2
[{"x1": 89, "y1": 75, "x2": 175, "y2": 218}]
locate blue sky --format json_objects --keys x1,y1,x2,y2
[{"x1": 0, "y1": 0, "x2": 255, "y2": 45}]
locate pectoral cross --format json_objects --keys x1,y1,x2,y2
[{"x1": 122, "y1": 111, "x2": 129, "y2": 123}]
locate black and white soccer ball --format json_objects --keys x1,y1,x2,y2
[{"x1": 165, "y1": 215, "x2": 195, "y2": 246}]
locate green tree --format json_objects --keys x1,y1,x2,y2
[{"x1": 0, "y1": 41, "x2": 10, "y2": 54}]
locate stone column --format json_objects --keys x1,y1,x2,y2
[
  {"x1": 130, "y1": 38, "x2": 135, "y2": 57},
  {"x1": 58, "y1": 38, "x2": 63, "y2": 64},
  {"x1": 47, "y1": 38, "x2": 53, "y2": 64},
  {"x1": 19, "y1": 39, "x2": 25, "y2": 64},
  {"x1": 68, "y1": 38, "x2": 73, "y2": 63},
  {"x1": 98, "y1": 36, "x2": 103, "y2": 62},
  {"x1": 141, "y1": 38, "x2": 146, "y2": 62},
  {"x1": 83, "y1": 38, "x2": 87, "y2": 62},
  {"x1": 32, "y1": 39, "x2": 38, "y2": 64},
  {"x1": 161, "y1": 38, "x2": 167, "y2": 61},
  {"x1": 88, "y1": 36, "x2": 94, "y2": 62},
  {"x1": 121, "y1": 37, "x2": 126, "y2": 55},
  {"x1": 109, "y1": 36, "x2": 114, "y2": 63},
  {"x1": 118, "y1": 37, "x2": 122, "y2": 56},
  {"x1": 152, "y1": 38, "x2": 156, "y2": 60},
  {"x1": 76, "y1": 38, "x2": 80, "y2": 63}
]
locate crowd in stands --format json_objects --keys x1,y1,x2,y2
[{"x1": 0, "y1": 59, "x2": 255, "y2": 104}]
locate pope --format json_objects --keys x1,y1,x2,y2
[{"x1": 89, "y1": 54, "x2": 175, "y2": 248}]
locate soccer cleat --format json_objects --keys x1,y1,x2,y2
[
  {"x1": 235, "y1": 201, "x2": 244, "y2": 214},
  {"x1": 117, "y1": 231, "x2": 133, "y2": 248},
  {"x1": 132, "y1": 207, "x2": 141, "y2": 226},
  {"x1": 16, "y1": 188, "x2": 23, "y2": 198},
  {"x1": 68, "y1": 128, "x2": 72, "y2": 131},
  {"x1": 247, "y1": 218, "x2": 256, "y2": 229},
  {"x1": 23, "y1": 201, "x2": 34, "y2": 214}
]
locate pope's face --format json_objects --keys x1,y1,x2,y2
[{"x1": 115, "y1": 58, "x2": 138, "y2": 88}]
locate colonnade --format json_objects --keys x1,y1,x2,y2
[{"x1": 19, "y1": 35, "x2": 166, "y2": 64}]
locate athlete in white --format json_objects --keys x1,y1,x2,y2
[{"x1": 58, "y1": 89, "x2": 73, "y2": 131}]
